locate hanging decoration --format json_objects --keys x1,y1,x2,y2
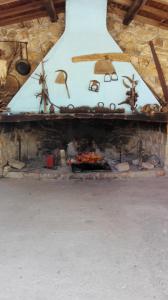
[
  {"x1": 104, "y1": 72, "x2": 118, "y2": 82},
  {"x1": 55, "y1": 69, "x2": 70, "y2": 98},
  {"x1": 33, "y1": 60, "x2": 50, "y2": 113},
  {"x1": 88, "y1": 80, "x2": 100, "y2": 92},
  {"x1": 119, "y1": 75, "x2": 138, "y2": 112}
]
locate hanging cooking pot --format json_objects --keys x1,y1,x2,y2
[{"x1": 15, "y1": 42, "x2": 31, "y2": 76}]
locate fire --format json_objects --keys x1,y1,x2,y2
[{"x1": 76, "y1": 152, "x2": 103, "y2": 163}]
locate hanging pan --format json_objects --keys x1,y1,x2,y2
[{"x1": 15, "y1": 42, "x2": 31, "y2": 76}]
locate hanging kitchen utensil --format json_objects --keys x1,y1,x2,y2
[
  {"x1": 55, "y1": 69, "x2": 70, "y2": 98},
  {"x1": 55, "y1": 71, "x2": 66, "y2": 84},
  {"x1": 88, "y1": 80, "x2": 100, "y2": 92},
  {"x1": 15, "y1": 42, "x2": 31, "y2": 76}
]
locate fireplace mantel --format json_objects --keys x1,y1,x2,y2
[{"x1": 0, "y1": 113, "x2": 168, "y2": 123}]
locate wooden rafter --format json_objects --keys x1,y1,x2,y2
[
  {"x1": 43, "y1": 0, "x2": 57, "y2": 22},
  {"x1": 0, "y1": 0, "x2": 167, "y2": 28},
  {"x1": 0, "y1": 0, "x2": 18, "y2": 4},
  {"x1": 123, "y1": 0, "x2": 148, "y2": 25},
  {"x1": 0, "y1": 0, "x2": 65, "y2": 26}
]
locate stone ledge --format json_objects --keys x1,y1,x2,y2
[
  {"x1": 1, "y1": 113, "x2": 168, "y2": 123},
  {"x1": 1, "y1": 168, "x2": 166, "y2": 180}
]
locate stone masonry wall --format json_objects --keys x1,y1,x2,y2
[{"x1": 0, "y1": 12, "x2": 167, "y2": 104}]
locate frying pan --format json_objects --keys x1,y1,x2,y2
[{"x1": 15, "y1": 42, "x2": 31, "y2": 76}]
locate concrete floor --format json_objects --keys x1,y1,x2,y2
[{"x1": 0, "y1": 178, "x2": 168, "y2": 300}]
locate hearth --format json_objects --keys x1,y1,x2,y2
[{"x1": 0, "y1": 119, "x2": 166, "y2": 178}]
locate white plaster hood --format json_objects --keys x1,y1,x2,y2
[{"x1": 8, "y1": 0, "x2": 157, "y2": 113}]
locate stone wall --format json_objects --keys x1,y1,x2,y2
[
  {"x1": 107, "y1": 13, "x2": 168, "y2": 100},
  {"x1": 0, "y1": 12, "x2": 167, "y2": 105},
  {"x1": 0, "y1": 13, "x2": 65, "y2": 92}
]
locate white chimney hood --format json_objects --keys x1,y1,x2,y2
[{"x1": 8, "y1": 0, "x2": 157, "y2": 113}]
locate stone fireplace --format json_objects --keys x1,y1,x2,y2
[
  {"x1": 0, "y1": 117, "x2": 167, "y2": 179},
  {"x1": 0, "y1": 0, "x2": 167, "y2": 179}
]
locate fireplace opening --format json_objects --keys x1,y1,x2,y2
[{"x1": 0, "y1": 119, "x2": 166, "y2": 177}]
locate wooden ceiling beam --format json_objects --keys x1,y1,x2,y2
[
  {"x1": 142, "y1": 5, "x2": 168, "y2": 20},
  {"x1": 43, "y1": 0, "x2": 58, "y2": 22},
  {"x1": 150, "y1": 0, "x2": 168, "y2": 6},
  {"x1": 0, "y1": 2, "x2": 46, "y2": 18},
  {"x1": 110, "y1": 0, "x2": 132, "y2": 6},
  {"x1": 0, "y1": 3, "x2": 65, "y2": 26},
  {"x1": 0, "y1": 0, "x2": 64, "y2": 26},
  {"x1": 0, "y1": 0, "x2": 167, "y2": 29},
  {"x1": 123, "y1": 0, "x2": 148, "y2": 25},
  {"x1": 109, "y1": 4, "x2": 168, "y2": 29},
  {"x1": 0, "y1": 10, "x2": 47, "y2": 27},
  {"x1": 0, "y1": 0, "x2": 19, "y2": 4}
]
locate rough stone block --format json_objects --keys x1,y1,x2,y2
[
  {"x1": 115, "y1": 162, "x2": 130, "y2": 172},
  {"x1": 8, "y1": 160, "x2": 25, "y2": 170},
  {"x1": 142, "y1": 162, "x2": 155, "y2": 170},
  {"x1": 156, "y1": 169, "x2": 165, "y2": 177},
  {"x1": 0, "y1": 167, "x2": 3, "y2": 177},
  {"x1": 0, "y1": 158, "x2": 8, "y2": 167},
  {"x1": 132, "y1": 159, "x2": 139, "y2": 166},
  {"x1": 6, "y1": 172, "x2": 24, "y2": 179},
  {"x1": 3, "y1": 165, "x2": 11, "y2": 177}
]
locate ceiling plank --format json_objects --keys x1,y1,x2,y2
[
  {"x1": 110, "y1": 0, "x2": 132, "y2": 5},
  {"x1": 43, "y1": 0, "x2": 57, "y2": 22},
  {"x1": 0, "y1": 10, "x2": 48, "y2": 26},
  {"x1": 0, "y1": 0, "x2": 64, "y2": 26},
  {"x1": 123, "y1": 0, "x2": 148, "y2": 25},
  {"x1": 0, "y1": 0, "x2": 19, "y2": 4},
  {"x1": 141, "y1": 5, "x2": 168, "y2": 20},
  {"x1": 109, "y1": 5, "x2": 168, "y2": 29},
  {"x1": 0, "y1": 2, "x2": 46, "y2": 18},
  {"x1": 150, "y1": 0, "x2": 168, "y2": 5}
]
